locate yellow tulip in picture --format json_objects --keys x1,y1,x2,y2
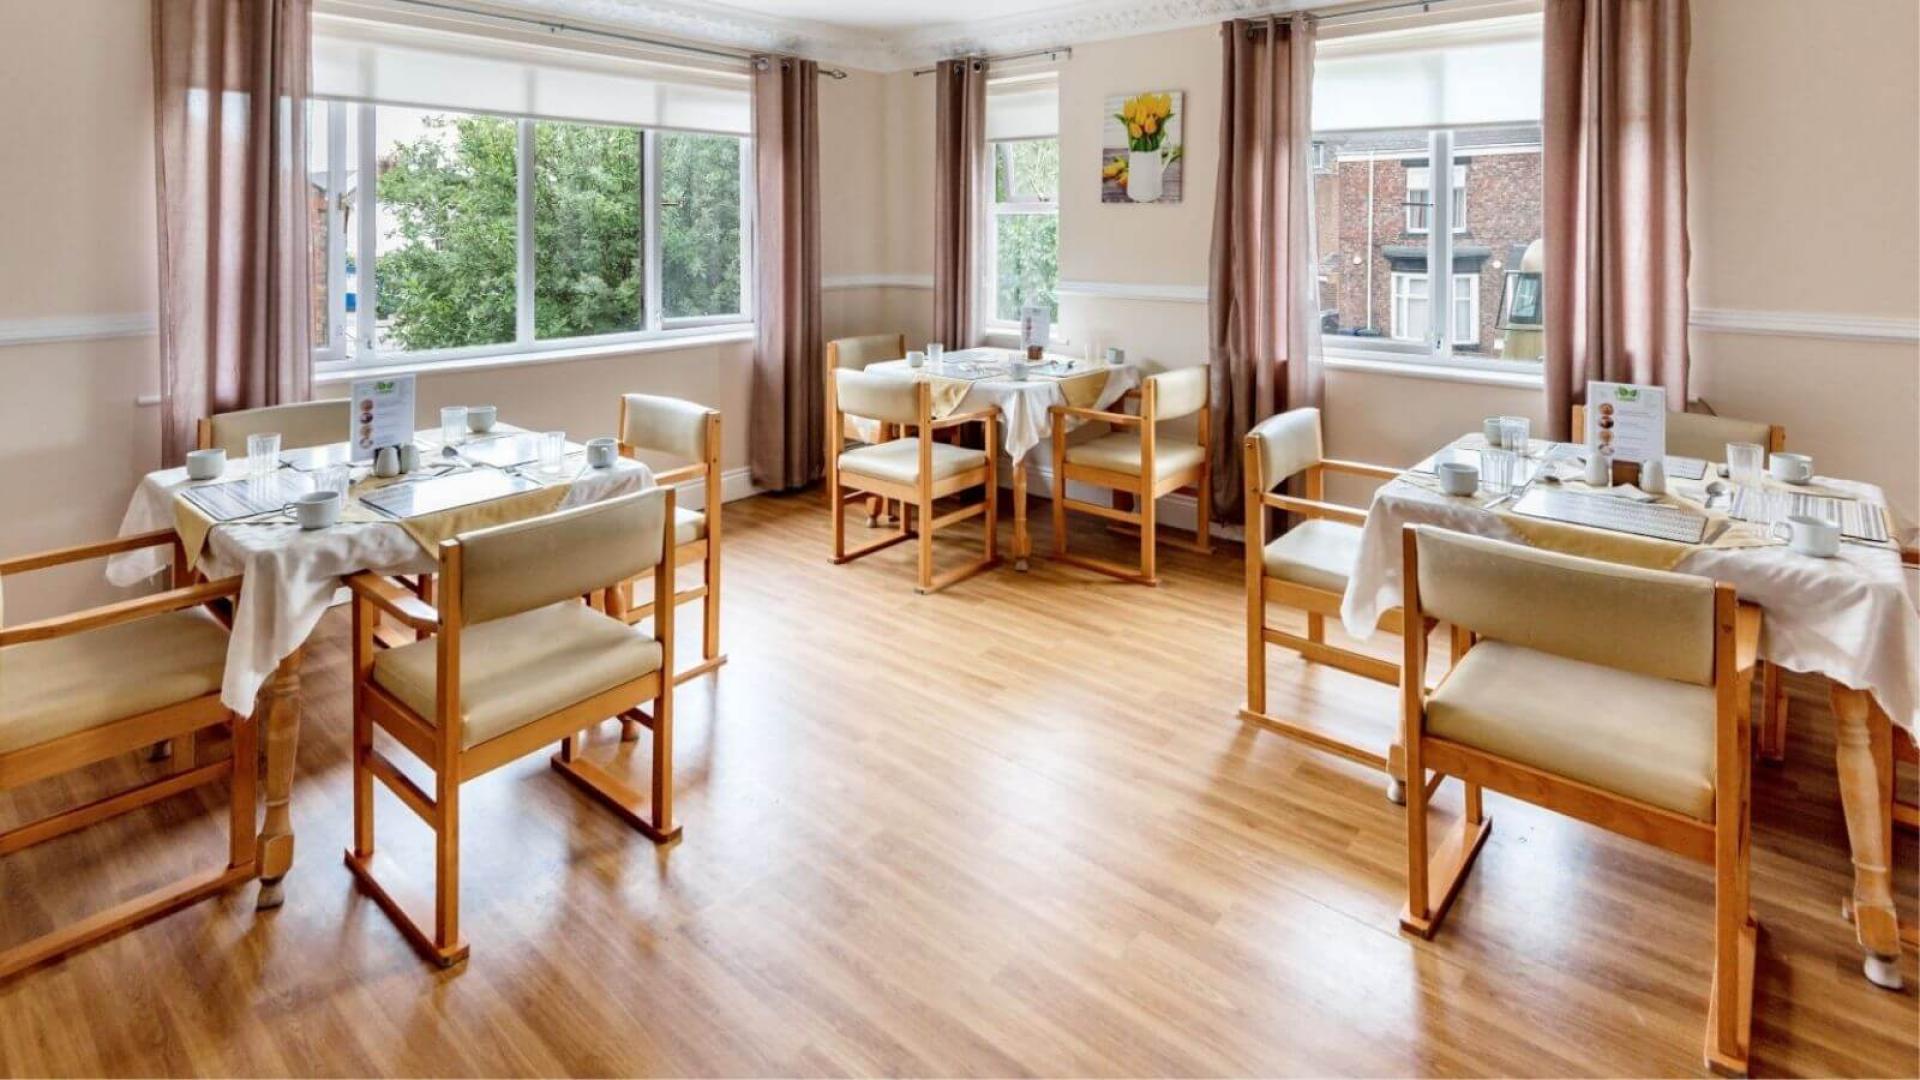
[{"x1": 1103, "y1": 89, "x2": 1183, "y2": 204}]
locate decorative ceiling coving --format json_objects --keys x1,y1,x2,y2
[{"x1": 489, "y1": 0, "x2": 1308, "y2": 71}]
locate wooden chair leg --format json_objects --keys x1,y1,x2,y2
[
  {"x1": 433, "y1": 779, "x2": 463, "y2": 966},
  {"x1": 916, "y1": 496, "x2": 936, "y2": 593},
  {"x1": 1138, "y1": 483, "x2": 1157, "y2": 585},
  {"x1": 651, "y1": 679, "x2": 675, "y2": 838},
  {"x1": 1051, "y1": 439, "x2": 1068, "y2": 556},
  {"x1": 1195, "y1": 464, "x2": 1212, "y2": 554},
  {"x1": 1759, "y1": 662, "x2": 1787, "y2": 763},
  {"x1": 1401, "y1": 775, "x2": 1491, "y2": 940},
  {"x1": 831, "y1": 481, "x2": 847, "y2": 560},
  {"x1": 1402, "y1": 744, "x2": 1433, "y2": 937},
  {"x1": 351, "y1": 703, "x2": 375, "y2": 859},
  {"x1": 702, "y1": 554, "x2": 720, "y2": 664}
]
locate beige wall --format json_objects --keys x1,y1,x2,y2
[{"x1": 0, "y1": 0, "x2": 163, "y2": 622}]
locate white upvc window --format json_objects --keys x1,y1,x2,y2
[
  {"x1": 1452, "y1": 273, "x2": 1480, "y2": 345},
  {"x1": 308, "y1": 100, "x2": 753, "y2": 373},
  {"x1": 1406, "y1": 163, "x2": 1467, "y2": 234},
  {"x1": 1391, "y1": 271, "x2": 1481, "y2": 345}
]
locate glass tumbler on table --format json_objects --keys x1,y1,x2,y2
[
  {"x1": 1498, "y1": 415, "x2": 1531, "y2": 456},
  {"x1": 1481, "y1": 447, "x2": 1520, "y2": 494},
  {"x1": 1726, "y1": 442, "x2": 1765, "y2": 487},
  {"x1": 246, "y1": 432, "x2": 281, "y2": 477},
  {"x1": 314, "y1": 464, "x2": 351, "y2": 500},
  {"x1": 538, "y1": 431, "x2": 567, "y2": 476},
  {"x1": 440, "y1": 405, "x2": 468, "y2": 450}
]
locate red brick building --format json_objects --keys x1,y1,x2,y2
[{"x1": 1313, "y1": 127, "x2": 1542, "y2": 359}]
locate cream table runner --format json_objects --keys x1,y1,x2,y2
[{"x1": 851, "y1": 354, "x2": 1140, "y2": 464}]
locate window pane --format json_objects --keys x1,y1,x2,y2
[
  {"x1": 994, "y1": 213, "x2": 1059, "y2": 323},
  {"x1": 374, "y1": 106, "x2": 517, "y2": 352},
  {"x1": 306, "y1": 103, "x2": 362, "y2": 360},
  {"x1": 1312, "y1": 127, "x2": 1435, "y2": 352},
  {"x1": 996, "y1": 138, "x2": 1059, "y2": 204},
  {"x1": 535, "y1": 120, "x2": 642, "y2": 338},
  {"x1": 659, "y1": 133, "x2": 743, "y2": 320},
  {"x1": 1451, "y1": 127, "x2": 1542, "y2": 357}
]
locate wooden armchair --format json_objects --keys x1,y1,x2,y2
[
  {"x1": 343, "y1": 488, "x2": 678, "y2": 967},
  {"x1": 0, "y1": 530, "x2": 256, "y2": 980},
  {"x1": 828, "y1": 367, "x2": 998, "y2": 594},
  {"x1": 1399, "y1": 525, "x2": 1757, "y2": 1076},
  {"x1": 196, "y1": 399, "x2": 351, "y2": 458},
  {"x1": 615, "y1": 394, "x2": 724, "y2": 686},
  {"x1": 1240, "y1": 407, "x2": 1413, "y2": 780},
  {"x1": 829, "y1": 333, "x2": 910, "y2": 527},
  {"x1": 1048, "y1": 366, "x2": 1211, "y2": 586}
]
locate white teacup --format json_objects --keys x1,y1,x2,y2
[
  {"x1": 1772, "y1": 513, "x2": 1839, "y2": 558},
  {"x1": 585, "y1": 437, "x2": 619, "y2": 469},
  {"x1": 1482, "y1": 417, "x2": 1505, "y2": 448},
  {"x1": 1007, "y1": 358, "x2": 1029, "y2": 382},
  {"x1": 1105, "y1": 347, "x2": 1126, "y2": 367},
  {"x1": 467, "y1": 405, "x2": 498, "y2": 434},
  {"x1": 186, "y1": 447, "x2": 227, "y2": 481},
  {"x1": 294, "y1": 490, "x2": 342, "y2": 530},
  {"x1": 906, "y1": 350, "x2": 926, "y2": 369},
  {"x1": 1769, "y1": 452, "x2": 1813, "y2": 485},
  {"x1": 1437, "y1": 461, "x2": 1479, "y2": 496}
]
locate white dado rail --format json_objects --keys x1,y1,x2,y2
[{"x1": 0, "y1": 313, "x2": 157, "y2": 348}]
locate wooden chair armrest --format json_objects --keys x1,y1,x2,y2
[
  {"x1": 929, "y1": 408, "x2": 998, "y2": 431},
  {"x1": 1320, "y1": 458, "x2": 1403, "y2": 481},
  {"x1": 0, "y1": 575, "x2": 240, "y2": 647},
  {"x1": 1902, "y1": 546, "x2": 1918, "y2": 568},
  {"x1": 1262, "y1": 492, "x2": 1368, "y2": 527},
  {"x1": 650, "y1": 463, "x2": 706, "y2": 486},
  {"x1": 0, "y1": 528, "x2": 178, "y2": 576},
  {"x1": 1734, "y1": 602, "x2": 1762, "y2": 676},
  {"x1": 344, "y1": 572, "x2": 441, "y2": 633},
  {"x1": 1050, "y1": 404, "x2": 1142, "y2": 428}
]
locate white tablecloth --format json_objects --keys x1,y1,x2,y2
[
  {"x1": 853, "y1": 357, "x2": 1140, "y2": 463},
  {"x1": 108, "y1": 448, "x2": 653, "y2": 713},
  {"x1": 1340, "y1": 457, "x2": 1920, "y2": 737}
]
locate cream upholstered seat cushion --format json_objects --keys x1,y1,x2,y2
[
  {"x1": 674, "y1": 505, "x2": 706, "y2": 545},
  {"x1": 372, "y1": 602, "x2": 663, "y2": 750},
  {"x1": 1427, "y1": 640, "x2": 1718, "y2": 820},
  {"x1": 838, "y1": 438, "x2": 987, "y2": 486},
  {"x1": 1065, "y1": 432, "x2": 1205, "y2": 480},
  {"x1": 1262, "y1": 518, "x2": 1362, "y2": 592},
  {"x1": 0, "y1": 608, "x2": 229, "y2": 755}
]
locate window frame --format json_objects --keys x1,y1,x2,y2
[
  {"x1": 1405, "y1": 162, "x2": 1467, "y2": 235},
  {"x1": 983, "y1": 135, "x2": 1061, "y2": 332},
  {"x1": 311, "y1": 100, "x2": 754, "y2": 376}
]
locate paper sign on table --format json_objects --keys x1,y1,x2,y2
[
  {"x1": 348, "y1": 374, "x2": 417, "y2": 463},
  {"x1": 1020, "y1": 304, "x2": 1051, "y2": 352},
  {"x1": 1584, "y1": 381, "x2": 1666, "y2": 464}
]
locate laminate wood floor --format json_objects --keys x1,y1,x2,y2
[{"x1": 2, "y1": 491, "x2": 1916, "y2": 1076}]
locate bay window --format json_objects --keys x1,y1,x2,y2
[
  {"x1": 309, "y1": 12, "x2": 752, "y2": 370},
  {"x1": 1310, "y1": 10, "x2": 1544, "y2": 371}
]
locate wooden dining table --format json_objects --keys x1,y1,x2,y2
[
  {"x1": 107, "y1": 426, "x2": 654, "y2": 908},
  {"x1": 1339, "y1": 433, "x2": 1919, "y2": 989}
]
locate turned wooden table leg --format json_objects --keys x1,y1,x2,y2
[
  {"x1": 254, "y1": 649, "x2": 305, "y2": 910},
  {"x1": 1013, "y1": 458, "x2": 1030, "y2": 572},
  {"x1": 1829, "y1": 683, "x2": 1904, "y2": 989}
]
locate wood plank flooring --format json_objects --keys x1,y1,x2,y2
[{"x1": 2, "y1": 490, "x2": 1916, "y2": 1076}]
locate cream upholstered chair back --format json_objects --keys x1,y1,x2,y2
[
  {"x1": 1246, "y1": 408, "x2": 1324, "y2": 488},
  {"x1": 828, "y1": 333, "x2": 907, "y2": 370},
  {"x1": 833, "y1": 368, "x2": 921, "y2": 426},
  {"x1": 1411, "y1": 525, "x2": 1717, "y2": 686},
  {"x1": 1147, "y1": 366, "x2": 1208, "y2": 421},
  {"x1": 1666, "y1": 412, "x2": 1776, "y2": 460},
  {"x1": 455, "y1": 488, "x2": 669, "y2": 626},
  {"x1": 619, "y1": 394, "x2": 714, "y2": 462},
  {"x1": 202, "y1": 399, "x2": 352, "y2": 457}
]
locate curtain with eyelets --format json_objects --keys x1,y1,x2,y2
[
  {"x1": 749, "y1": 55, "x2": 825, "y2": 490},
  {"x1": 1208, "y1": 16, "x2": 1322, "y2": 521},
  {"x1": 932, "y1": 58, "x2": 988, "y2": 350},
  {"x1": 151, "y1": 0, "x2": 314, "y2": 466}
]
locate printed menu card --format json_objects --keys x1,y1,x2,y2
[
  {"x1": 1583, "y1": 381, "x2": 1666, "y2": 464},
  {"x1": 348, "y1": 374, "x2": 417, "y2": 463}
]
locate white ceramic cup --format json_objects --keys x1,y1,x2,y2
[
  {"x1": 1482, "y1": 417, "x2": 1505, "y2": 448},
  {"x1": 1437, "y1": 461, "x2": 1479, "y2": 496},
  {"x1": 586, "y1": 436, "x2": 619, "y2": 469},
  {"x1": 186, "y1": 447, "x2": 227, "y2": 481},
  {"x1": 1105, "y1": 347, "x2": 1126, "y2": 367},
  {"x1": 1007, "y1": 358, "x2": 1029, "y2": 382},
  {"x1": 1769, "y1": 452, "x2": 1813, "y2": 485},
  {"x1": 906, "y1": 350, "x2": 926, "y2": 369},
  {"x1": 1771, "y1": 513, "x2": 1840, "y2": 558},
  {"x1": 466, "y1": 405, "x2": 498, "y2": 434},
  {"x1": 294, "y1": 490, "x2": 342, "y2": 530}
]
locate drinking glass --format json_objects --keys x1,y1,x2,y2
[
  {"x1": 440, "y1": 405, "x2": 468, "y2": 449},
  {"x1": 538, "y1": 430, "x2": 567, "y2": 476},
  {"x1": 1498, "y1": 415, "x2": 1531, "y2": 456},
  {"x1": 314, "y1": 464, "x2": 351, "y2": 499},
  {"x1": 1726, "y1": 442, "x2": 1765, "y2": 487},
  {"x1": 1481, "y1": 447, "x2": 1520, "y2": 494},
  {"x1": 247, "y1": 432, "x2": 281, "y2": 477},
  {"x1": 927, "y1": 342, "x2": 945, "y2": 367}
]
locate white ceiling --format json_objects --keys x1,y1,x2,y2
[{"x1": 486, "y1": 0, "x2": 1298, "y2": 71}]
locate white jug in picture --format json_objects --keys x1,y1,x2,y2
[{"x1": 1127, "y1": 151, "x2": 1163, "y2": 203}]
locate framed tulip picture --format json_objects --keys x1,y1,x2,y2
[{"x1": 1101, "y1": 90, "x2": 1184, "y2": 204}]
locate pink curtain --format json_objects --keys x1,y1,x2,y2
[
  {"x1": 750, "y1": 55, "x2": 825, "y2": 491},
  {"x1": 932, "y1": 59, "x2": 987, "y2": 349},
  {"x1": 151, "y1": 0, "x2": 313, "y2": 465},
  {"x1": 1542, "y1": 0, "x2": 1691, "y2": 440},
  {"x1": 1208, "y1": 16, "x2": 1321, "y2": 520}
]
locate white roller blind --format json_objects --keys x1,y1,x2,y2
[
  {"x1": 986, "y1": 75, "x2": 1059, "y2": 141},
  {"x1": 1312, "y1": 13, "x2": 1542, "y2": 132},
  {"x1": 312, "y1": 11, "x2": 752, "y2": 135}
]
